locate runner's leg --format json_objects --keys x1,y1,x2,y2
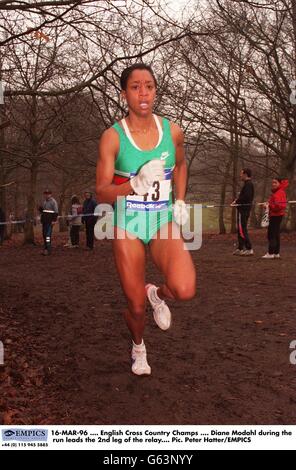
[
  {"x1": 112, "y1": 228, "x2": 146, "y2": 344},
  {"x1": 149, "y1": 222, "x2": 196, "y2": 301}
]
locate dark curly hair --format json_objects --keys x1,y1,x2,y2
[{"x1": 120, "y1": 63, "x2": 157, "y2": 90}]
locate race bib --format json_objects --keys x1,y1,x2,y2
[{"x1": 126, "y1": 179, "x2": 171, "y2": 212}]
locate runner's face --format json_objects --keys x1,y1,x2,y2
[{"x1": 122, "y1": 69, "x2": 156, "y2": 116}]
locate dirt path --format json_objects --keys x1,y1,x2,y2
[{"x1": 0, "y1": 231, "x2": 295, "y2": 424}]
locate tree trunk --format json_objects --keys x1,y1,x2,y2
[
  {"x1": 258, "y1": 153, "x2": 270, "y2": 228},
  {"x1": 219, "y1": 154, "x2": 232, "y2": 234},
  {"x1": 219, "y1": 187, "x2": 226, "y2": 234},
  {"x1": 0, "y1": 84, "x2": 7, "y2": 239},
  {"x1": 0, "y1": 156, "x2": 6, "y2": 239},
  {"x1": 13, "y1": 178, "x2": 23, "y2": 233},
  {"x1": 58, "y1": 193, "x2": 68, "y2": 232},
  {"x1": 230, "y1": 108, "x2": 239, "y2": 233},
  {"x1": 24, "y1": 161, "x2": 38, "y2": 244}
]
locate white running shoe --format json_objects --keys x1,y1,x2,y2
[
  {"x1": 274, "y1": 254, "x2": 281, "y2": 259},
  {"x1": 131, "y1": 343, "x2": 151, "y2": 376},
  {"x1": 145, "y1": 283, "x2": 171, "y2": 331},
  {"x1": 233, "y1": 248, "x2": 243, "y2": 255},
  {"x1": 262, "y1": 253, "x2": 275, "y2": 259},
  {"x1": 243, "y1": 249, "x2": 254, "y2": 256}
]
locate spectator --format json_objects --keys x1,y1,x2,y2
[
  {"x1": 232, "y1": 168, "x2": 254, "y2": 256},
  {"x1": 262, "y1": 178, "x2": 288, "y2": 259},
  {"x1": 82, "y1": 191, "x2": 97, "y2": 250},
  {"x1": 38, "y1": 189, "x2": 59, "y2": 256},
  {"x1": 68, "y1": 195, "x2": 82, "y2": 248}
]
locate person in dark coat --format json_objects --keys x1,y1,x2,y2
[
  {"x1": 232, "y1": 168, "x2": 255, "y2": 256},
  {"x1": 38, "y1": 189, "x2": 59, "y2": 255},
  {"x1": 82, "y1": 191, "x2": 97, "y2": 250}
]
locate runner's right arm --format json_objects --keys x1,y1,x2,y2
[
  {"x1": 96, "y1": 127, "x2": 164, "y2": 203},
  {"x1": 96, "y1": 128, "x2": 133, "y2": 204}
]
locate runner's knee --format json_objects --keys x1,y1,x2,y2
[
  {"x1": 127, "y1": 300, "x2": 146, "y2": 317},
  {"x1": 170, "y1": 282, "x2": 196, "y2": 301}
]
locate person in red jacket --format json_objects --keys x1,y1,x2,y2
[{"x1": 262, "y1": 178, "x2": 288, "y2": 259}]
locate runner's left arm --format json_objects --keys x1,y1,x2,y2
[{"x1": 171, "y1": 123, "x2": 187, "y2": 201}]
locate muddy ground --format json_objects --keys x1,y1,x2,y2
[{"x1": 0, "y1": 230, "x2": 295, "y2": 425}]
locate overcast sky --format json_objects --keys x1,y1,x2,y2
[{"x1": 162, "y1": 0, "x2": 197, "y2": 18}]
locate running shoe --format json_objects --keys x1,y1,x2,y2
[
  {"x1": 242, "y1": 249, "x2": 254, "y2": 256},
  {"x1": 145, "y1": 283, "x2": 171, "y2": 331},
  {"x1": 262, "y1": 253, "x2": 275, "y2": 259},
  {"x1": 131, "y1": 343, "x2": 151, "y2": 376},
  {"x1": 233, "y1": 249, "x2": 243, "y2": 255}
]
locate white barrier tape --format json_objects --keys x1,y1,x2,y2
[
  {"x1": 200, "y1": 201, "x2": 296, "y2": 209},
  {"x1": 0, "y1": 211, "x2": 96, "y2": 226},
  {"x1": 0, "y1": 202, "x2": 296, "y2": 226},
  {"x1": 0, "y1": 219, "x2": 26, "y2": 226}
]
